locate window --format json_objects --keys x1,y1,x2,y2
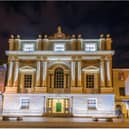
[
  {"x1": 24, "y1": 74, "x2": 32, "y2": 88},
  {"x1": 23, "y1": 44, "x2": 34, "y2": 52},
  {"x1": 54, "y1": 68, "x2": 64, "y2": 88},
  {"x1": 87, "y1": 98, "x2": 97, "y2": 110},
  {"x1": 86, "y1": 74, "x2": 94, "y2": 88},
  {"x1": 20, "y1": 99, "x2": 30, "y2": 109},
  {"x1": 54, "y1": 44, "x2": 65, "y2": 51},
  {"x1": 85, "y1": 43, "x2": 96, "y2": 51},
  {"x1": 118, "y1": 72, "x2": 125, "y2": 81},
  {"x1": 119, "y1": 87, "x2": 125, "y2": 96}
]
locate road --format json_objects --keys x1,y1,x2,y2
[{"x1": 0, "y1": 117, "x2": 129, "y2": 128}]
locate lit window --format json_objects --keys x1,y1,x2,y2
[
  {"x1": 87, "y1": 98, "x2": 97, "y2": 110},
  {"x1": 85, "y1": 43, "x2": 96, "y2": 51},
  {"x1": 24, "y1": 74, "x2": 32, "y2": 88},
  {"x1": 54, "y1": 68, "x2": 64, "y2": 88},
  {"x1": 20, "y1": 99, "x2": 30, "y2": 109},
  {"x1": 86, "y1": 74, "x2": 94, "y2": 88},
  {"x1": 23, "y1": 44, "x2": 34, "y2": 52},
  {"x1": 54, "y1": 44, "x2": 65, "y2": 51},
  {"x1": 119, "y1": 87, "x2": 125, "y2": 96}
]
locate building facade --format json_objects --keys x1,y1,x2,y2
[
  {"x1": 5, "y1": 26, "x2": 114, "y2": 94},
  {"x1": 0, "y1": 64, "x2": 7, "y2": 93},
  {"x1": 2, "y1": 26, "x2": 129, "y2": 118}
]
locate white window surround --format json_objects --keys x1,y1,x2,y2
[
  {"x1": 54, "y1": 43, "x2": 65, "y2": 52},
  {"x1": 23, "y1": 43, "x2": 35, "y2": 52},
  {"x1": 85, "y1": 43, "x2": 97, "y2": 52}
]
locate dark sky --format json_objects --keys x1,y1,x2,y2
[{"x1": 0, "y1": 1, "x2": 129, "y2": 68}]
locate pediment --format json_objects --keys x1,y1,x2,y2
[
  {"x1": 20, "y1": 66, "x2": 35, "y2": 70},
  {"x1": 82, "y1": 65, "x2": 99, "y2": 71}
]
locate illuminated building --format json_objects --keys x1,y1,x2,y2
[
  {"x1": 1, "y1": 26, "x2": 129, "y2": 118},
  {"x1": 0, "y1": 64, "x2": 7, "y2": 93}
]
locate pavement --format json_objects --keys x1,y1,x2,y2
[{"x1": 0, "y1": 117, "x2": 129, "y2": 128}]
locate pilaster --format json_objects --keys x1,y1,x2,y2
[
  {"x1": 13, "y1": 60, "x2": 19, "y2": 87},
  {"x1": 35, "y1": 60, "x2": 41, "y2": 87},
  {"x1": 71, "y1": 61, "x2": 76, "y2": 87},
  {"x1": 100, "y1": 58, "x2": 105, "y2": 87},
  {"x1": 77, "y1": 61, "x2": 82, "y2": 87},
  {"x1": 6, "y1": 58, "x2": 14, "y2": 87},
  {"x1": 43, "y1": 61, "x2": 47, "y2": 87},
  {"x1": 106, "y1": 57, "x2": 112, "y2": 87}
]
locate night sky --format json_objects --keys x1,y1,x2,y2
[{"x1": 0, "y1": 1, "x2": 129, "y2": 68}]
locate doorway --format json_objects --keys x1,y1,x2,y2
[{"x1": 47, "y1": 98, "x2": 71, "y2": 116}]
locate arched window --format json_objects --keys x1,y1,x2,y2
[{"x1": 54, "y1": 68, "x2": 64, "y2": 88}]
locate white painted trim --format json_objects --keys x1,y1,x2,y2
[
  {"x1": 82, "y1": 56, "x2": 101, "y2": 60},
  {"x1": 6, "y1": 50, "x2": 115, "y2": 56},
  {"x1": 113, "y1": 68, "x2": 129, "y2": 71},
  {"x1": 82, "y1": 66, "x2": 99, "y2": 72},
  {"x1": 18, "y1": 56, "x2": 37, "y2": 60},
  {"x1": 83, "y1": 39, "x2": 101, "y2": 42},
  {"x1": 47, "y1": 56, "x2": 71, "y2": 60},
  {"x1": 19, "y1": 40, "x2": 37, "y2": 42}
]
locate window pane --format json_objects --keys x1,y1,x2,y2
[
  {"x1": 54, "y1": 44, "x2": 65, "y2": 51},
  {"x1": 119, "y1": 87, "x2": 125, "y2": 96},
  {"x1": 87, "y1": 98, "x2": 97, "y2": 110},
  {"x1": 20, "y1": 99, "x2": 30, "y2": 109},
  {"x1": 85, "y1": 43, "x2": 96, "y2": 51},
  {"x1": 54, "y1": 68, "x2": 64, "y2": 88},
  {"x1": 23, "y1": 44, "x2": 34, "y2": 52},
  {"x1": 24, "y1": 75, "x2": 32, "y2": 88},
  {"x1": 86, "y1": 74, "x2": 94, "y2": 88}
]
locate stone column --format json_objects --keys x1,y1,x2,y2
[
  {"x1": 64, "y1": 72, "x2": 67, "y2": 89},
  {"x1": 106, "y1": 58, "x2": 112, "y2": 87},
  {"x1": 13, "y1": 61, "x2": 19, "y2": 87},
  {"x1": 51, "y1": 74, "x2": 54, "y2": 88},
  {"x1": 7, "y1": 61, "x2": 13, "y2": 87},
  {"x1": 77, "y1": 61, "x2": 81, "y2": 87},
  {"x1": 71, "y1": 61, "x2": 76, "y2": 87},
  {"x1": 100, "y1": 59, "x2": 105, "y2": 87},
  {"x1": 42, "y1": 61, "x2": 47, "y2": 87},
  {"x1": 36, "y1": 61, "x2": 41, "y2": 87}
]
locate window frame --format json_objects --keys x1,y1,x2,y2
[
  {"x1": 23, "y1": 43, "x2": 35, "y2": 52},
  {"x1": 87, "y1": 98, "x2": 97, "y2": 110},
  {"x1": 54, "y1": 68, "x2": 64, "y2": 88},
  {"x1": 54, "y1": 43, "x2": 65, "y2": 52},
  {"x1": 119, "y1": 87, "x2": 125, "y2": 96},
  {"x1": 20, "y1": 98, "x2": 30, "y2": 110},
  {"x1": 85, "y1": 43, "x2": 97, "y2": 52},
  {"x1": 24, "y1": 74, "x2": 32, "y2": 88},
  {"x1": 86, "y1": 74, "x2": 94, "y2": 88}
]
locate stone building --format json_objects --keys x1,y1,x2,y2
[
  {"x1": 5, "y1": 26, "x2": 114, "y2": 94},
  {"x1": 0, "y1": 64, "x2": 7, "y2": 93},
  {"x1": 2, "y1": 26, "x2": 129, "y2": 118}
]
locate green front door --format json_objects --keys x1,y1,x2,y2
[{"x1": 56, "y1": 102, "x2": 62, "y2": 112}]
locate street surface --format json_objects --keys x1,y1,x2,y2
[{"x1": 0, "y1": 117, "x2": 129, "y2": 128}]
